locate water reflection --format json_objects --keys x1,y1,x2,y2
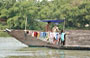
[
  {"x1": 0, "y1": 37, "x2": 90, "y2": 58},
  {"x1": 60, "y1": 51, "x2": 65, "y2": 58},
  {"x1": 6, "y1": 50, "x2": 65, "y2": 58}
]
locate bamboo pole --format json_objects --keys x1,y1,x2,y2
[
  {"x1": 25, "y1": 16, "x2": 27, "y2": 32},
  {"x1": 63, "y1": 18, "x2": 65, "y2": 30}
]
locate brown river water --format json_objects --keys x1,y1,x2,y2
[{"x1": 0, "y1": 37, "x2": 90, "y2": 58}]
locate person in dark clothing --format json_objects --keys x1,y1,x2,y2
[{"x1": 60, "y1": 30, "x2": 66, "y2": 46}]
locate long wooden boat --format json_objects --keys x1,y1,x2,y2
[{"x1": 6, "y1": 29, "x2": 90, "y2": 50}]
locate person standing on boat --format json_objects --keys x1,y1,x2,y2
[
  {"x1": 45, "y1": 22, "x2": 52, "y2": 32},
  {"x1": 52, "y1": 23, "x2": 60, "y2": 44},
  {"x1": 52, "y1": 23, "x2": 59, "y2": 32},
  {"x1": 61, "y1": 30, "x2": 66, "y2": 46}
]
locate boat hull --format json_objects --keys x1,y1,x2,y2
[{"x1": 7, "y1": 30, "x2": 90, "y2": 50}]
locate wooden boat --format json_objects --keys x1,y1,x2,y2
[
  {"x1": 6, "y1": 29, "x2": 90, "y2": 50},
  {"x1": 4, "y1": 19, "x2": 90, "y2": 50}
]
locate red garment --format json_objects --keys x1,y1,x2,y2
[{"x1": 34, "y1": 32, "x2": 38, "y2": 37}]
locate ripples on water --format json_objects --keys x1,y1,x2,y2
[{"x1": 0, "y1": 37, "x2": 90, "y2": 58}]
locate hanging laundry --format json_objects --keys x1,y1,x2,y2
[
  {"x1": 45, "y1": 32, "x2": 48, "y2": 38},
  {"x1": 33, "y1": 32, "x2": 38, "y2": 37},
  {"x1": 29, "y1": 31, "x2": 33, "y2": 35},
  {"x1": 55, "y1": 33, "x2": 59, "y2": 40},
  {"x1": 49, "y1": 32, "x2": 54, "y2": 43},
  {"x1": 32, "y1": 32, "x2": 34, "y2": 37},
  {"x1": 37, "y1": 32, "x2": 40, "y2": 38},
  {"x1": 43, "y1": 32, "x2": 47, "y2": 38},
  {"x1": 40, "y1": 32, "x2": 43, "y2": 38}
]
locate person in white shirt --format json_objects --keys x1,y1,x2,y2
[{"x1": 52, "y1": 23, "x2": 59, "y2": 32}]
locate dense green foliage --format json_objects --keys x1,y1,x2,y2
[{"x1": 0, "y1": 0, "x2": 90, "y2": 30}]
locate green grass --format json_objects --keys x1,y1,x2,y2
[{"x1": 0, "y1": 31, "x2": 11, "y2": 37}]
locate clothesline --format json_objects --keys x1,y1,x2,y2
[{"x1": 27, "y1": 31, "x2": 61, "y2": 44}]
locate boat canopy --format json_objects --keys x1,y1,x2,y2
[{"x1": 40, "y1": 20, "x2": 64, "y2": 23}]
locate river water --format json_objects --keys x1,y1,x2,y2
[{"x1": 0, "y1": 37, "x2": 90, "y2": 58}]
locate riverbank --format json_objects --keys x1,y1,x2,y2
[{"x1": 0, "y1": 31, "x2": 10, "y2": 37}]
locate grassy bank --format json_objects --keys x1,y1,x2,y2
[{"x1": 0, "y1": 31, "x2": 11, "y2": 37}]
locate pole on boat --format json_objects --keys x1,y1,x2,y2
[
  {"x1": 24, "y1": 16, "x2": 28, "y2": 38},
  {"x1": 63, "y1": 18, "x2": 65, "y2": 30},
  {"x1": 25, "y1": 16, "x2": 27, "y2": 33}
]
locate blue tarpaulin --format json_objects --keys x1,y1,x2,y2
[{"x1": 40, "y1": 20, "x2": 64, "y2": 23}]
